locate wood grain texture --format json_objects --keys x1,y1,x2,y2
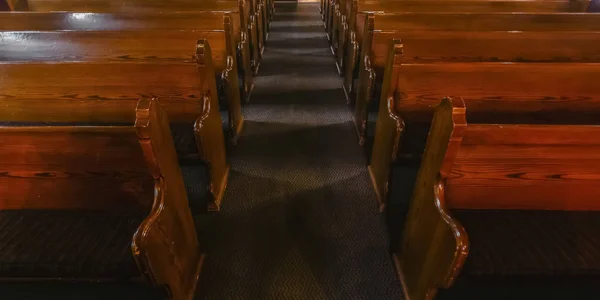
[
  {"x1": 398, "y1": 98, "x2": 468, "y2": 300},
  {"x1": 372, "y1": 12, "x2": 600, "y2": 32},
  {"x1": 133, "y1": 98, "x2": 203, "y2": 300},
  {"x1": 335, "y1": 0, "x2": 590, "y2": 67},
  {"x1": 0, "y1": 28, "x2": 245, "y2": 141},
  {"x1": 0, "y1": 126, "x2": 154, "y2": 210},
  {"x1": 393, "y1": 63, "x2": 600, "y2": 123},
  {"x1": 0, "y1": 11, "x2": 251, "y2": 118},
  {"x1": 0, "y1": 62, "x2": 206, "y2": 123},
  {"x1": 446, "y1": 124, "x2": 600, "y2": 210},
  {"x1": 17, "y1": 0, "x2": 262, "y2": 78}
]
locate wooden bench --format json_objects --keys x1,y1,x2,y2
[
  {"x1": 333, "y1": 0, "x2": 591, "y2": 71},
  {"x1": 367, "y1": 41, "x2": 600, "y2": 210},
  {"x1": 398, "y1": 97, "x2": 600, "y2": 300},
  {"x1": 0, "y1": 38, "x2": 230, "y2": 211},
  {"x1": 10, "y1": 0, "x2": 262, "y2": 86},
  {"x1": 0, "y1": 98, "x2": 202, "y2": 300},
  {"x1": 0, "y1": 11, "x2": 247, "y2": 144},
  {"x1": 343, "y1": 12, "x2": 600, "y2": 101}
]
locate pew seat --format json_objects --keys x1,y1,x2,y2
[
  {"x1": 0, "y1": 210, "x2": 143, "y2": 279},
  {"x1": 454, "y1": 210, "x2": 600, "y2": 277}
]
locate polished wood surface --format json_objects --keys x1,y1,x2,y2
[
  {"x1": 133, "y1": 98, "x2": 203, "y2": 300},
  {"x1": 0, "y1": 126, "x2": 154, "y2": 210},
  {"x1": 14, "y1": 0, "x2": 265, "y2": 70},
  {"x1": 333, "y1": 0, "x2": 589, "y2": 67},
  {"x1": 0, "y1": 39, "x2": 230, "y2": 210},
  {"x1": 368, "y1": 60, "x2": 600, "y2": 206},
  {"x1": 0, "y1": 12, "x2": 246, "y2": 141},
  {"x1": 399, "y1": 98, "x2": 600, "y2": 299},
  {"x1": 343, "y1": 12, "x2": 600, "y2": 96},
  {"x1": 0, "y1": 98, "x2": 203, "y2": 299},
  {"x1": 397, "y1": 98, "x2": 468, "y2": 300},
  {"x1": 0, "y1": 10, "x2": 255, "y2": 98},
  {"x1": 393, "y1": 63, "x2": 600, "y2": 122},
  {"x1": 446, "y1": 124, "x2": 600, "y2": 210}
]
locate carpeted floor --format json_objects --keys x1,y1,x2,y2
[{"x1": 195, "y1": 2, "x2": 404, "y2": 299}]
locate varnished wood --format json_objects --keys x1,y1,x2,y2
[
  {"x1": 0, "y1": 98, "x2": 203, "y2": 299},
  {"x1": 335, "y1": 0, "x2": 591, "y2": 66},
  {"x1": 0, "y1": 9, "x2": 254, "y2": 100},
  {"x1": 368, "y1": 59, "x2": 600, "y2": 207},
  {"x1": 343, "y1": 12, "x2": 600, "y2": 101},
  {"x1": 400, "y1": 98, "x2": 600, "y2": 299},
  {"x1": 133, "y1": 98, "x2": 203, "y2": 300},
  {"x1": 0, "y1": 39, "x2": 231, "y2": 210},
  {"x1": 397, "y1": 98, "x2": 468, "y2": 300},
  {"x1": 446, "y1": 125, "x2": 600, "y2": 210},
  {"x1": 0, "y1": 126, "x2": 154, "y2": 210},
  {"x1": 0, "y1": 12, "x2": 246, "y2": 142},
  {"x1": 15, "y1": 0, "x2": 265, "y2": 71}
]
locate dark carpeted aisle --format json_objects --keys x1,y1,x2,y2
[{"x1": 195, "y1": 2, "x2": 404, "y2": 299}]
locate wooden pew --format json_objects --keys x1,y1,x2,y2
[
  {"x1": 398, "y1": 97, "x2": 600, "y2": 300},
  {"x1": 334, "y1": 0, "x2": 591, "y2": 71},
  {"x1": 343, "y1": 12, "x2": 600, "y2": 101},
  {"x1": 0, "y1": 38, "x2": 230, "y2": 211},
  {"x1": 0, "y1": 12, "x2": 246, "y2": 144},
  {"x1": 15, "y1": 0, "x2": 273, "y2": 41},
  {"x1": 368, "y1": 40, "x2": 600, "y2": 209},
  {"x1": 11, "y1": 0, "x2": 263, "y2": 83},
  {"x1": 0, "y1": 98, "x2": 203, "y2": 300}
]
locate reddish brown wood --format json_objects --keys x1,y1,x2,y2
[
  {"x1": 398, "y1": 98, "x2": 468, "y2": 300},
  {"x1": 446, "y1": 125, "x2": 600, "y2": 210},
  {"x1": 0, "y1": 12, "x2": 247, "y2": 133},
  {"x1": 0, "y1": 99, "x2": 203, "y2": 299},
  {"x1": 0, "y1": 127, "x2": 154, "y2": 210}
]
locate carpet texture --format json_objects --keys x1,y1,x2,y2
[{"x1": 195, "y1": 3, "x2": 404, "y2": 299}]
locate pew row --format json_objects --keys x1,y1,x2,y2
[
  {"x1": 333, "y1": 0, "x2": 592, "y2": 72},
  {"x1": 0, "y1": 40, "x2": 230, "y2": 211},
  {"x1": 343, "y1": 12, "x2": 600, "y2": 101},
  {"x1": 0, "y1": 98, "x2": 203, "y2": 300},
  {"x1": 11, "y1": 0, "x2": 263, "y2": 81},
  {"x1": 0, "y1": 12, "x2": 247, "y2": 143},
  {"x1": 367, "y1": 43, "x2": 600, "y2": 209},
  {"x1": 355, "y1": 30, "x2": 600, "y2": 143},
  {"x1": 397, "y1": 97, "x2": 600, "y2": 299},
  {"x1": 11, "y1": 0, "x2": 269, "y2": 57}
]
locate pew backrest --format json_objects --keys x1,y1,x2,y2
[
  {"x1": 0, "y1": 125, "x2": 155, "y2": 210},
  {"x1": 0, "y1": 39, "x2": 217, "y2": 123}
]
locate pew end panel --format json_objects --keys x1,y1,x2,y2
[
  {"x1": 195, "y1": 40, "x2": 230, "y2": 211},
  {"x1": 134, "y1": 98, "x2": 204, "y2": 300},
  {"x1": 343, "y1": 12, "x2": 370, "y2": 102},
  {"x1": 368, "y1": 40, "x2": 403, "y2": 210},
  {"x1": 397, "y1": 98, "x2": 468, "y2": 300}
]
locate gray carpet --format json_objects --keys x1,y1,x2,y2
[{"x1": 195, "y1": 2, "x2": 404, "y2": 299}]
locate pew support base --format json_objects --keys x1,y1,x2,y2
[
  {"x1": 393, "y1": 255, "x2": 414, "y2": 300},
  {"x1": 343, "y1": 85, "x2": 352, "y2": 105},
  {"x1": 368, "y1": 165, "x2": 385, "y2": 212},
  {"x1": 245, "y1": 83, "x2": 255, "y2": 103},
  {"x1": 230, "y1": 116, "x2": 245, "y2": 146},
  {"x1": 335, "y1": 58, "x2": 343, "y2": 76},
  {"x1": 208, "y1": 166, "x2": 231, "y2": 212}
]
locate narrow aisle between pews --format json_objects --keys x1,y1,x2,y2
[{"x1": 195, "y1": 2, "x2": 403, "y2": 299}]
